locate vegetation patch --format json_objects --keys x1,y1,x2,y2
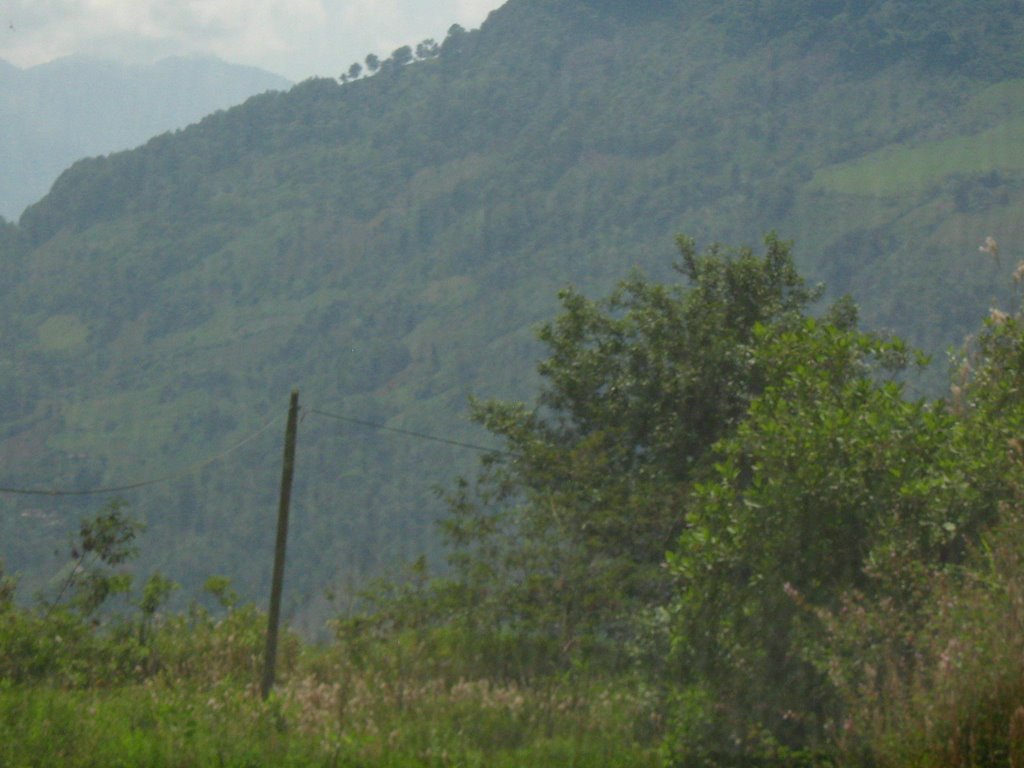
[
  {"x1": 37, "y1": 314, "x2": 89, "y2": 352},
  {"x1": 421, "y1": 275, "x2": 478, "y2": 306},
  {"x1": 7, "y1": 235, "x2": 1024, "y2": 765},
  {"x1": 809, "y1": 118, "x2": 1024, "y2": 197}
]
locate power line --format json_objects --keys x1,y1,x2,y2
[
  {"x1": 0, "y1": 401, "x2": 516, "y2": 498},
  {"x1": 308, "y1": 407, "x2": 517, "y2": 458},
  {"x1": 0, "y1": 411, "x2": 283, "y2": 497}
]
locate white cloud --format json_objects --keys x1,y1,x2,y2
[{"x1": 0, "y1": 0, "x2": 503, "y2": 80}]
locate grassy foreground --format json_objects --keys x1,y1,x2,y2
[
  {"x1": 0, "y1": 597, "x2": 661, "y2": 768},
  {"x1": 0, "y1": 683, "x2": 659, "y2": 767}
]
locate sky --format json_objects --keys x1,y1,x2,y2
[{"x1": 0, "y1": 0, "x2": 505, "y2": 82}]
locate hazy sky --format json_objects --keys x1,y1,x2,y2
[{"x1": 0, "y1": 0, "x2": 505, "y2": 82}]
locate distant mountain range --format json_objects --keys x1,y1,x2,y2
[
  {"x1": 0, "y1": 55, "x2": 291, "y2": 220},
  {"x1": 1, "y1": 0, "x2": 1022, "y2": 626}
]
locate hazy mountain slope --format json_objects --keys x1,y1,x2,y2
[
  {"x1": 1, "y1": 0, "x2": 1022, "y2": 624},
  {"x1": 0, "y1": 55, "x2": 291, "y2": 220}
]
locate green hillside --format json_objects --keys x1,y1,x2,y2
[{"x1": 1, "y1": 0, "x2": 1023, "y2": 623}]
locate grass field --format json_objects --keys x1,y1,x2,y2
[{"x1": 809, "y1": 117, "x2": 1024, "y2": 197}]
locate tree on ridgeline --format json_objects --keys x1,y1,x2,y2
[{"x1": 416, "y1": 39, "x2": 440, "y2": 59}]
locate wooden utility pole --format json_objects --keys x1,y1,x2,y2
[{"x1": 261, "y1": 389, "x2": 300, "y2": 700}]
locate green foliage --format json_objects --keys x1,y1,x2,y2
[
  {"x1": 0, "y1": 673, "x2": 658, "y2": 767},
  {"x1": 203, "y1": 574, "x2": 240, "y2": 610},
  {"x1": 660, "y1": 255, "x2": 1024, "y2": 763},
  {"x1": 531, "y1": 233, "x2": 817, "y2": 475},
  {"x1": 1, "y1": 535, "x2": 657, "y2": 767},
  {"x1": 3, "y1": 0, "x2": 1024, "y2": 646},
  {"x1": 437, "y1": 235, "x2": 822, "y2": 686},
  {"x1": 809, "y1": 115, "x2": 1024, "y2": 196},
  {"x1": 664, "y1": 320, "x2": 943, "y2": 758},
  {"x1": 36, "y1": 313, "x2": 89, "y2": 352},
  {"x1": 0, "y1": 0, "x2": 1018, "y2": 611},
  {"x1": 0, "y1": 561, "x2": 14, "y2": 607},
  {"x1": 137, "y1": 571, "x2": 178, "y2": 647},
  {"x1": 12, "y1": 234, "x2": 1024, "y2": 765},
  {"x1": 139, "y1": 572, "x2": 177, "y2": 617},
  {"x1": 47, "y1": 500, "x2": 143, "y2": 617},
  {"x1": 333, "y1": 236, "x2": 1024, "y2": 765},
  {"x1": 822, "y1": 508, "x2": 1024, "y2": 768},
  {"x1": 806, "y1": 283, "x2": 1024, "y2": 767}
]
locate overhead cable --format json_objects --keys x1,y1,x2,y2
[
  {"x1": 0, "y1": 411, "x2": 283, "y2": 497},
  {"x1": 308, "y1": 407, "x2": 516, "y2": 457}
]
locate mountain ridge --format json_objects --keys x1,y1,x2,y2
[{"x1": 0, "y1": 55, "x2": 291, "y2": 221}]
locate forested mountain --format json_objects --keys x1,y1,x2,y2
[
  {"x1": 1, "y1": 0, "x2": 1022, "y2": 624},
  {"x1": 0, "y1": 55, "x2": 290, "y2": 220}
]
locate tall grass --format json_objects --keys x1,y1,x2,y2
[
  {"x1": 823, "y1": 508, "x2": 1024, "y2": 768},
  {"x1": 0, "y1": 600, "x2": 660, "y2": 767}
]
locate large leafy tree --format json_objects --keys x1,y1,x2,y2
[
  {"x1": 662, "y1": 308, "x2": 1016, "y2": 762},
  {"x1": 812, "y1": 302, "x2": 1024, "y2": 767},
  {"x1": 438, "y1": 234, "x2": 823, "y2": 677}
]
